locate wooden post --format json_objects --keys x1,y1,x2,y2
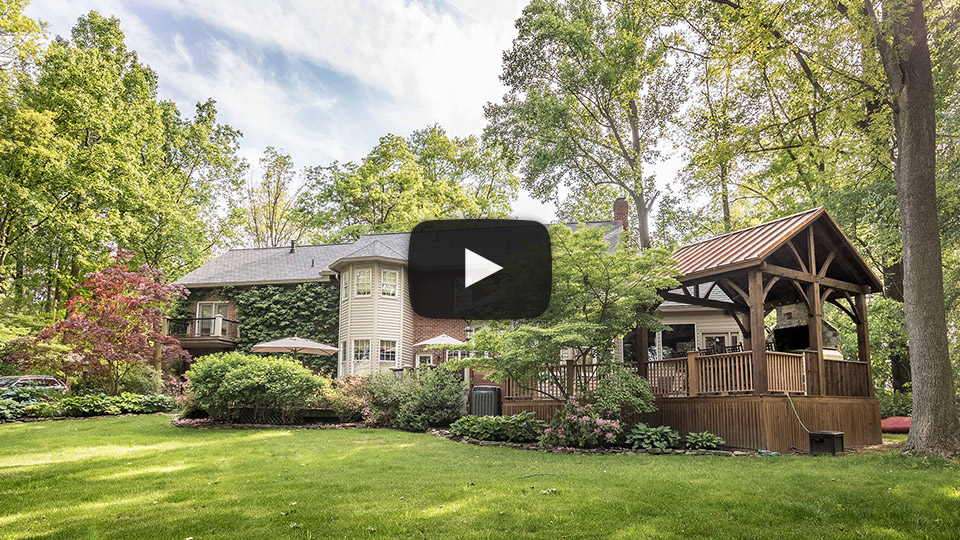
[
  {"x1": 638, "y1": 327, "x2": 649, "y2": 378},
  {"x1": 855, "y1": 293, "x2": 875, "y2": 397},
  {"x1": 748, "y1": 270, "x2": 768, "y2": 394},
  {"x1": 686, "y1": 350, "x2": 700, "y2": 397},
  {"x1": 807, "y1": 282, "x2": 826, "y2": 395},
  {"x1": 565, "y1": 360, "x2": 576, "y2": 397}
]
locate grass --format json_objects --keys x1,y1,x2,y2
[{"x1": 0, "y1": 417, "x2": 957, "y2": 539}]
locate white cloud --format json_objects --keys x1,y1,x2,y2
[
  {"x1": 25, "y1": 0, "x2": 559, "y2": 221},
  {"x1": 130, "y1": 0, "x2": 528, "y2": 137}
]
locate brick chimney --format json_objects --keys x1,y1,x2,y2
[{"x1": 613, "y1": 197, "x2": 629, "y2": 231}]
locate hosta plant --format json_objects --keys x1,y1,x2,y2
[
  {"x1": 685, "y1": 431, "x2": 725, "y2": 450},
  {"x1": 625, "y1": 423, "x2": 680, "y2": 450}
]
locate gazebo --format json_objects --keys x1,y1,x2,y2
[
  {"x1": 633, "y1": 208, "x2": 883, "y2": 451},
  {"x1": 498, "y1": 208, "x2": 885, "y2": 452}
]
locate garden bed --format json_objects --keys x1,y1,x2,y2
[
  {"x1": 434, "y1": 429, "x2": 769, "y2": 456},
  {"x1": 171, "y1": 417, "x2": 364, "y2": 430}
]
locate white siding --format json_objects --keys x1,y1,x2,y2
[{"x1": 338, "y1": 261, "x2": 410, "y2": 376}]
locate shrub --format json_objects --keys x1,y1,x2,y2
[
  {"x1": 185, "y1": 352, "x2": 322, "y2": 423},
  {"x1": 0, "y1": 399, "x2": 22, "y2": 420},
  {"x1": 21, "y1": 402, "x2": 58, "y2": 418},
  {"x1": 539, "y1": 397, "x2": 622, "y2": 448},
  {"x1": 685, "y1": 431, "x2": 725, "y2": 450},
  {"x1": 625, "y1": 423, "x2": 680, "y2": 450},
  {"x1": 364, "y1": 372, "x2": 405, "y2": 427},
  {"x1": 119, "y1": 365, "x2": 164, "y2": 394},
  {"x1": 394, "y1": 367, "x2": 467, "y2": 431},
  {"x1": 587, "y1": 363, "x2": 656, "y2": 424},
  {"x1": 449, "y1": 412, "x2": 543, "y2": 442},
  {"x1": 878, "y1": 391, "x2": 912, "y2": 418},
  {"x1": 323, "y1": 376, "x2": 367, "y2": 422}
]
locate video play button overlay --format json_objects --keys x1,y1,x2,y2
[
  {"x1": 409, "y1": 219, "x2": 551, "y2": 320},
  {"x1": 463, "y1": 248, "x2": 502, "y2": 288}
]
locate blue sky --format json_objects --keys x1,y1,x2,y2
[{"x1": 27, "y1": 0, "x2": 565, "y2": 222}]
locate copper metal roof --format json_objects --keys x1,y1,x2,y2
[{"x1": 671, "y1": 208, "x2": 825, "y2": 277}]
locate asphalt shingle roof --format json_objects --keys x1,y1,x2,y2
[{"x1": 175, "y1": 223, "x2": 622, "y2": 289}]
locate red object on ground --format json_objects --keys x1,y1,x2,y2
[{"x1": 881, "y1": 416, "x2": 911, "y2": 433}]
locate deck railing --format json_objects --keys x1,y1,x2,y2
[
  {"x1": 766, "y1": 352, "x2": 807, "y2": 394},
  {"x1": 504, "y1": 350, "x2": 812, "y2": 401},
  {"x1": 697, "y1": 351, "x2": 754, "y2": 395},
  {"x1": 823, "y1": 358, "x2": 870, "y2": 397},
  {"x1": 648, "y1": 358, "x2": 688, "y2": 397},
  {"x1": 166, "y1": 316, "x2": 240, "y2": 340}
]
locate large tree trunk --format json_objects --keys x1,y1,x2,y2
[{"x1": 882, "y1": 0, "x2": 960, "y2": 455}]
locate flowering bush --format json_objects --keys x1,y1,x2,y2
[{"x1": 539, "y1": 397, "x2": 622, "y2": 448}]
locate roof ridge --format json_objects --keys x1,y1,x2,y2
[
  {"x1": 674, "y1": 207, "x2": 823, "y2": 252},
  {"x1": 226, "y1": 241, "x2": 357, "y2": 252}
]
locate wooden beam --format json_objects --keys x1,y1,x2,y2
[
  {"x1": 762, "y1": 276, "x2": 781, "y2": 301},
  {"x1": 726, "y1": 310, "x2": 750, "y2": 338},
  {"x1": 788, "y1": 278, "x2": 812, "y2": 310},
  {"x1": 747, "y1": 270, "x2": 768, "y2": 394},
  {"x1": 721, "y1": 278, "x2": 750, "y2": 304},
  {"x1": 786, "y1": 240, "x2": 809, "y2": 274},
  {"x1": 828, "y1": 298, "x2": 859, "y2": 324},
  {"x1": 660, "y1": 291, "x2": 749, "y2": 312},
  {"x1": 807, "y1": 280, "x2": 825, "y2": 396},
  {"x1": 855, "y1": 293, "x2": 875, "y2": 398},
  {"x1": 818, "y1": 249, "x2": 837, "y2": 278},
  {"x1": 807, "y1": 226, "x2": 816, "y2": 273},
  {"x1": 761, "y1": 262, "x2": 868, "y2": 293}
]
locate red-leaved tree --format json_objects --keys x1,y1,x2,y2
[{"x1": 39, "y1": 250, "x2": 190, "y2": 395}]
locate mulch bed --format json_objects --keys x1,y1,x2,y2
[
  {"x1": 429, "y1": 428, "x2": 768, "y2": 456},
  {"x1": 171, "y1": 417, "x2": 364, "y2": 430}
]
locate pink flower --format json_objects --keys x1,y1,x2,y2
[
  {"x1": 544, "y1": 428, "x2": 552, "y2": 434},
  {"x1": 594, "y1": 428, "x2": 601, "y2": 434},
  {"x1": 581, "y1": 415, "x2": 590, "y2": 422},
  {"x1": 605, "y1": 432, "x2": 613, "y2": 438}
]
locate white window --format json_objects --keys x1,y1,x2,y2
[
  {"x1": 341, "y1": 273, "x2": 349, "y2": 299},
  {"x1": 381, "y1": 269, "x2": 398, "y2": 297},
  {"x1": 353, "y1": 339, "x2": 371, "y2": 375},
  {"x1": 339, "y1": 340, "x2": 348, "y2": 377},
  {"x1": 196, "y1": 301, "x2": 229, "y2": 336},
  {"x1": 379, "y1": 340, "x2": 397, "y2": 372},
  {"x1": 416, "y1": 354, "x2": 434, "y2": 367},
  {"x1": 355, "y1": 268, "x2": 371, "y2": 297}
]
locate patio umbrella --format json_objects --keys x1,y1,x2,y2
[
  {"x1": 413, "y1": 334, "x2": 464, "y2": 347},
  {"x1": 251, "y1": 336, "x2": 339, "y2": 355}
]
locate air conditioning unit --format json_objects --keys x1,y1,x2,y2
[{"x1": 471, "y1": 386, "x2": 502, "y2": 417}]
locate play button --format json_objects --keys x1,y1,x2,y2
[
  {"x1": 408, "y1": 219, "x2": 551, "y2": 319},
  {"x1": 464, "y1": 248, "x2": 502, "y2": 288}
]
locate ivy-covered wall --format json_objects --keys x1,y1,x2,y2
[{"x1": 176, "y1": 282, "x2": 340, "y2": 374}]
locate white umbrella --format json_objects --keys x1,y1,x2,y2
[
  {"x1": 413, "y1": 334, "x2": 464, "y2": 347},
  {"x1": 251, "y1": 336, "x2": 339, "y2": 356}
]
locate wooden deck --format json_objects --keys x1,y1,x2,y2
[
  {"x1": 504, "y1": 395, "x2": 881, "y2": 452},
  {"x1": 497, "y1": 350, "x2": 879, "y2": 452}
]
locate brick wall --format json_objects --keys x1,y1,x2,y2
[{"x1": 412, "y1": 313, "x2": 467, "y2": 363}]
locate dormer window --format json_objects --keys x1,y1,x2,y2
[
  {"x1": 381, "y1": 269, "x2": 398, "y2": 298},
  {"x1": 355, "y1": 268, "x2": 371, "y2": 297}
]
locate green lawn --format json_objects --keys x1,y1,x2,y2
[{"x1": 0, "y1": 416, "x2": 957, "y2": 539}]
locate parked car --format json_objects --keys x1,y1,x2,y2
[{"x1": 0, "y1": 375, "x2": 69, "y2": 393}]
